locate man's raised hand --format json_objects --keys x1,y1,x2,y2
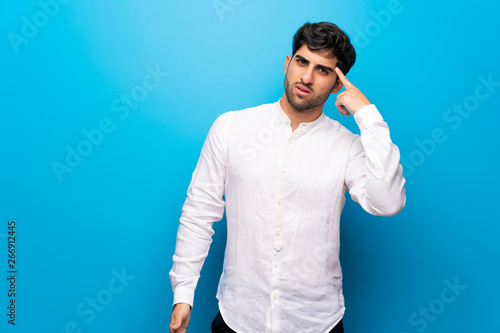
[{"x1": 334, "y1": 67, "x2": 371, "y2": 117}]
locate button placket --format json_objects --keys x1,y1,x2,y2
[{"x1": 273, "y1": 136, "x2": 294, "y2": 252}]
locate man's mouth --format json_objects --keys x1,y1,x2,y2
[{"x1": 295, "y1": 84, "x2": 312, "y2": 96}]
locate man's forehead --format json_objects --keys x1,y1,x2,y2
[{"x1": 294, "y1": 45, "x2": 338, "y2": 66}]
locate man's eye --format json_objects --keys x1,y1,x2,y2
[
  {"x1": 318, "y1": 68, "x2": 328, "y2": 75},
  {"x1": 297, "y1": 59, "x2": 307, "y2": 65}
]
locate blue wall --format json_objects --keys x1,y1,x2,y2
[{"x1": 2, "y1": 0, "x2": 499, "y2": 332}]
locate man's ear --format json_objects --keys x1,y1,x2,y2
[
  {"x1": 331, "y1": 78, "x2": 343, "y2": 94},
  {"x1": 284, "y1": 55, "x2": 292, "y2": 74}
]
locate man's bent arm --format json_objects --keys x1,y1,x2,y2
[
  {"x1": 169, "y1": 113, "x2": 230, "y2": 307},
  {"x1": 345, "y1": 104, "x2": 406, "y2": 216}
]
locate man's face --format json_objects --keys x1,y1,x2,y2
[{"x1": 283, "y1": 45, "x2": 343, "y2": 112}]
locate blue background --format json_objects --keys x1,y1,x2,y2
[{"x1": 1, "y1": 0, "x2": 499, "y2": 332}]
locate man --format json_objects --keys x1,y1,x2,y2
[{"x1": 169, "y1": 22, "x2": 406, "y2": 333}]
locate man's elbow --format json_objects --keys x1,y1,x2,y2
[
  {"x1": 368, "y1": 189, "x2": 406, "y2": 216},
  {"x1": 379, "y1": 192, "x2": 406, "y2": 216}
]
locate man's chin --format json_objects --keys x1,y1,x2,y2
[
  {"x1": 291, "y1": 103, "x2": 316, "y2": 112},
  {"x1": 288, "y1": 96, "x2": 312, "y2": 111}
]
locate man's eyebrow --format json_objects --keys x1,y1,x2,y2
[
  {"x1": 295, "y1": 54, "x2": 309, "y2": 63},
  {"x1": 317, "y1": 64, "x2": 334, "y2": 73},
  {"x1": 294, "y1": 54, "x2": 334, "y2": 73}
]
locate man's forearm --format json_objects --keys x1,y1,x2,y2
[{"x1": 347, "y1": 105, "x2": 406, "y2": 216}]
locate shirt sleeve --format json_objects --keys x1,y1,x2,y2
[
  {"x1": 169, "y1": 112, "x2": 230, "y2": 307},
  {"x1": 344, "y1": 104, "x2": 406, "y2": 216}
]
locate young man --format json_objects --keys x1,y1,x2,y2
[{"x1": 169, "y1": 22, "x2": 406, "y2": 333}]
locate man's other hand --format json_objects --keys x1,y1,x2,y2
[{"x1": 170, "y1": 303, "x2": 191, "y2": 333}]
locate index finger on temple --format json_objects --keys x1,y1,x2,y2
[{"x1": 335, "y1": 67, "x2": 353, "y2": 88}]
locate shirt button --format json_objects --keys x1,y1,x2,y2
[
  {"x1": 281, "y1": 169, "x2": 286, "y2": 173},
  {"x1": 272, "y1": 295, "x2": 277, "y2": 300},
  {"x1": 288, "y1": 139, "x2": 293, "y2": 144},
  {"x1": 275, "y1": 232, "x2": 280, "y2": 236},
  {"x1": 274, "y1": 263, "x2": 278, "y2": 268},
  {"x1": 277, "y1": 200, "x2": 282, "y2": 205}
]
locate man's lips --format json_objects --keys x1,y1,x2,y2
[{"x1": 295, "y1": 84, "x2": 312, "y2": 96}]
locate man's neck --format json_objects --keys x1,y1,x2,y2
[{"x1": 279, "y1": 93, "x2": 323, "y2": 132}]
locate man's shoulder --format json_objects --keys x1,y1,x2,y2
[
  {"x1": 212, "y1": 102, "x2": 277, "y2": 129},
  {"x1": 321, "y1": 114, "x2": 359, "y2": 138},
  {"x1": 208, "y1": 102, "x2": 276, "y2": 135},
  {"x1": 222, "y1": 101, "x2": 276, "y2": 118}
]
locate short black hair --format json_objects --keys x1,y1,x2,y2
[{"x1": 292, "y1": 22, "x2": 356, "y2": 75}]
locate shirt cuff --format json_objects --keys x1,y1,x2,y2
[
  {"x1": 353, "y1": 104, "x2": 383, "y2": 129},
  {"x1": 173, "y1": 286, "x2": 195, "y2": 308}
]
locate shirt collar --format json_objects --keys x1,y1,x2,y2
[{"x1": 274, "y1": 99, "x2": 326, "y2": 130}]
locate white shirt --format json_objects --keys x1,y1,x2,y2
[{"x1": 169, "y1": 101, "x2": 406, "y2": 333}]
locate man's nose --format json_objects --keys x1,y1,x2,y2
[{"x1": 301, "y1": 67, "x2": 314, "y2": 85}]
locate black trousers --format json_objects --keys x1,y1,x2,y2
[{"x1": 211, "y1": 311, "x2": 344, "y2": 333}]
